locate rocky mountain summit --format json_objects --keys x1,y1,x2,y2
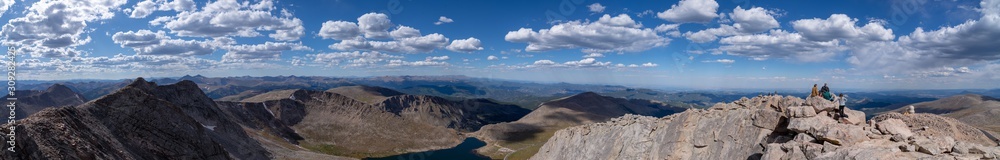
[
  {"x1": 888, "y1": 94, "x2": 1000, "y2": 135},
  {"x1": 1, "y1": 84, "x2": 87, "y2": 123},
  {"x1": 0, "y1": 78, "x2": 273, "y2": 159},
  {"x1": 473, "y1": 92, "x2": 689, "y2": 159},
  {"x1": 531, "y1": 95, "x2": 1000, "y2": 160}
]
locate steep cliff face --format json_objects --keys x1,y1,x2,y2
[
  {"x1": 1, "y1": 84, "x2": 87, "y2": 123},
  {"x1": 0, "y1": 78, "x2": 270, "y2": 159},
  {"x1": 531, "y1": 95, "x2": 1000, "y2": 160}
]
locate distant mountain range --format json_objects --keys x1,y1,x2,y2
[{"x1": 1, "y1": 84, "x2": 86, "y2": 123}]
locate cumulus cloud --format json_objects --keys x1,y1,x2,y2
[
  {"x1": 221, "y1": 42, "x2": 310, "y2": 62},
  {"x1": 446, "y1": 37, "x2": 484, "y2": 53},
  {"x1": 684, "y1": 25, "x2": 737, "y2": 43},
  {"x1": 112, "y1": 30, "x2": 217, "y2": 56},
  {"x1": 128, "y1": 0, "x2": 196, "y2": 18},
  {"x1": 0, "y1": 0, "x2": 14, "y2": 18},
  {"x1": 583, "y1": 53, "x2": 604, "y2": 58},
  {"x1": 730, "y1": 6, "x2": 779, "y2": 33},
  {"x1": 791, "y1": 14, "x2": 894, "y2": 42},
  {"x1": 152, "y1": 0, "x2": 304, "y2": 41},
  {"x1": 307, "y1": 51, "x2": 402, "y2": 67},
  {"x1": 324, "y1": 13, "x2": 479, "y2": 54},
  {"x1": 434, "y1": 16, "x2": 453, "y2": 25},
  {"x1": 718, "y1": 29, "x2": 844, "y2": 62},
  {"x1": 425, "y1": 55, "x2": 449, "y2": 61},
  {"x1": 701, "y1": 59, "x2": 735, "y2": 64},
  {"x1": 389, "y1": 26, "x2": 421, "y2": 39},
  {"x1": 387, "y1": 59, "x2": 449, "y2": 67},
  {"x1": 487, "y1": 55, "x2": 499, "y2": 60},
  {"x1": 588, "y1": 3, "x2": 606, "y2": 13},
  {"x1": 844, "y1": 1, "x2": 1000, "y2": 75},
  {"x1": 330, "y1": 33, "x2": 449, "y2": 53},
  {"x1": 1, "y1": 0, "x2": 127, "y2": 58},
  {"x1": 641, "y1": 62, "x2": 659, "y2": 67},
  {"x1": 682, "y1": 6, "x2": 779, "y2": 43},
  {"x1": 657, "y1": 0, "x2": 719, "y2": 23},
  {"x1": 654, "y1": 24, "x2": 681, "y2": 36},
  {"x1": 319, "y1": 21, "x2": 362, "y2": 40},
  {"x1": 358, "y1": 13, "x2": 393, "y2": 38},
  {"x1": 505, "y1": 14, "x2": 669, "y2": 53}
]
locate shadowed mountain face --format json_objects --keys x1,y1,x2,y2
[
  {"x1": 225, "y1": 86, "x2": 529, "y2": 158},
  {"x1": 888, "y1": 94, "x2": 1000, "y2": 140},
  {"x1": 0, "y1": 78, "x2": 271, "y2": 159},
  {"x1": 1, "y1": 84, "x2": 87, "y2": 123},
  {"x1": 473, "y1": 92, "x2": 689, "y2": 159}
]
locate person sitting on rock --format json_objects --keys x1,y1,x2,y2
[
  {"x1": 810, "y1": 84, "x2": 819, "y2": 97},
  {"x1": 837, "y1": 93, "x2": 848, "y2": 118},
  {"x1": 821, "y1": 83, "x2": 834, "y2": 101},
  {"x1": 820, "y1": 83, "x2": 830, "y2": 93}
]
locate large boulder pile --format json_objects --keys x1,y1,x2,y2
[{"x1": 530, "y1": 95, "x2": 1000, "y2": 160}]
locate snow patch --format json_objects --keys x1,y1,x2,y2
[
  {"x1": 262, "y1": 102, "x2": 275, "y2": 117},
  {"x1": 203, "y1": 124, "x2": 216, "y2": 131}
]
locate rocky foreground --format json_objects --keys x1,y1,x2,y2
[{"x1": 531, "y1": 95, "x2": 1000, "y2": 160}]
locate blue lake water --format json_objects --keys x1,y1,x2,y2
[{"x1": 365, "y1": 137, "x2": 490, "y2": 160}]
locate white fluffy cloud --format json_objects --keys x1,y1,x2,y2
[
  {"x1": 730, "y1": 6, "x2": 779, "y2": 33},
  {"x1": 684, "y1": 25, "x2": 737, "y2": 43},
  {"x1": 128, "y1": 0, "x2": 196, "y2": 18},
  {"x1": 682, "y1": 6, "x2": 779, "y2": 43},
  {"x1": 718, "y1": 29, "x2": 844, "y2": 62},
  {"x1": 791, "y1": 14, "x2": 894, "y2": 42},
  {"x1": 425, "y1": 55, "x2": 449, "y2": 61},
  {"x1": 487, "y1": 55, "x2": 499, "y2": 61},
  {"x1": 221, "y1": 42, "x2": 310, "y2": 62},
  {"x1": 588, "y1": 3, "x2": 606, "y2": 13},
  {"x1": 387, "y1": 59, "x2": 449, "y2": 67},
  {"x1": 434, "y1": 16, "x2": 453, "y2": 25},
  {"x1": 702, "y1": 59, "x2": 735, "y2": 64},
  {"x1": 505, "y1": 14, "x2": 669, "y2": 53},
  {"x1": 520, "y1": 58, "x2": 657, "y2": 69},
  {"x1": 358, "y1": 13, "x2": 393, "y2": 39},
  {"x1": 446, "y1": 37, "x2": 484, "y2": 53},
  {"x1": 583, "y1": 53, "x2": 604, "y2": 58},
  {"x1": 1, "y1": 0, "x2": 127, "y2": 58},
  {"x1": 389, "y1": 26, "x2": 421, "y2": 39},
  {"x1": 152, "y1": 0, "x2": 304, "y2": 41},
  {"x1": 0, "y1": 0, "x2": 14, "y2": 18},
  {"x1": 847, "y1": 1, "x2": 1000, "y2": 74},
  {"x1": 325, "y1": 13, "x2": 480, "y2": 54},
  {"x1": 330, "y1": 33, "x2": 449, "y2": 53},
  {"x1": 112, "y1": 30, "x2": 218, "y2": 56},
  {"x1": 319, "y1": 21, "x2": 362, "y2": 40},
  {"x1": 307, "y1": 51, "x2": 403, "y2": 67},
  {"x1": 657, "y1": 0, "x2": 719, "y2": 23}
]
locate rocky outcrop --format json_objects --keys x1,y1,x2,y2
[
  {"x1": 473, "y1": 92, "x2": 689, "y2": 159},
  {"x1": 1, "y1": 84, "x2": 87, "y2": 123},
  {"x1": 0, "y1": 78, "x2": 271, "y2": 159},
  {"x1": 530, "y1": 95, "x2": 1000, "y2": 160},
  {"x1": 887, "y1": 94, "x2": 1000, "y2": 140}
]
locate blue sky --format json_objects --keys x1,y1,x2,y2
[{"x1": 0, "y1": 0, "x2": 998, "y2": 90}]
